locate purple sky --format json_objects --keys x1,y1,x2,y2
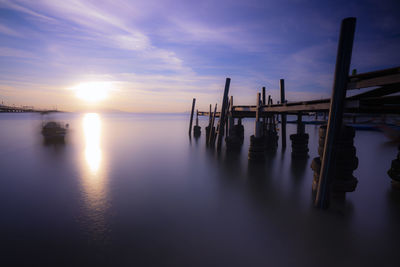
[{"x1": 0, "y1": 0, "x2": 399, "y2": 112}]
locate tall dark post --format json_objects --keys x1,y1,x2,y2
[
  {"x1": 262, "y1": 87, "x2": 266, "y2": 126},
  {"x1": 315, "y1": 17, "x2": 356, "y2": 208},
  {"x1": 297, "y1": 112, "x2": 304, "y2": 134},
  {"x1": 189, "y1": 98, "x2": 196, "y2": 136},
  {"x1": 209, "y1": 103, "x2": 218, "y2": 146},
  {"x1": 280, "y1": 79, "x2": 287, "y2": 148},
  {"x1": 228, "y1": 96, "x2": 234, "y2": 134},
  {"x1": 217, "y1": 78, "x2": 231, "y2": 151},
  {"x1": 262, "y1": 87, "x2": 266, "y2": 105},
  {"x1": 254, "y1": 92, "x2": 261, "y2": 138}
]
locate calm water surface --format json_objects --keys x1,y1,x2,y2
[{"x1": 0, "y1": 113, "x2": 399, "y2": 266}]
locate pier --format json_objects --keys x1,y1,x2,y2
[
  {"x1": 189, "y1": 17, "x2": 400, "y2": 208},
  {"x1": 0, "y1": 104, "x2": 59, "y2": 113}
]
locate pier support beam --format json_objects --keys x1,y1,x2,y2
[
  {"x1": 217, "y1": 78, "x2": 231, "y2": 151},
  {"x1": 193, "y1": 109, "x2": 201, "y2": 137},
  {"x1": 248, "y1": 93, "x2": 265, "y2": 161},
  {"x1": 208, "y1": 103, "x2": 218, "y2": 147},
  {"x1": 315, "y1": 17, "x2": 356, "y2": 208},
  {"x1": 189, "y1": 98, "x2": 196, "y2": 136},
  {"x1": 280, "y1": 79, "x2": 287, "y2": 149}
]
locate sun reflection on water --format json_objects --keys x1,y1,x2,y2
[
  {"x1": 83, "y1": 113, "x2": 102, "y2": 173},
  {"x1": 81, "y1": 113, "x2": 108, "y2": 239}
]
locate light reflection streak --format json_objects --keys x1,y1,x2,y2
[
  {"x1": 80, "y1": 113, "x2": 108, "y2": 239},
  {"x1": 83, "y1": 113, "x2": 102, "y2": 174}
]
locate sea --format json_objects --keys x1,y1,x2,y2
[{"x1": 0, "y1": 112, "x2": 399, "y2": 266}]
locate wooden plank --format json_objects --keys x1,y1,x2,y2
[
  {"x1": 348, "y1": 66, "x2": 400, "y2": 80},
  {"x1": 347, "y1": 73, "x2": 400, "y2": 89},
  {"x1": 349, "y1": 84, "x2": 400, "y2": 99}
]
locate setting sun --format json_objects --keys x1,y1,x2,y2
[{"x1": 69, "y1": 82, "x2": 113, "y2": 102}]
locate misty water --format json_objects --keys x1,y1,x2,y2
[{"x1": 0, "y1": 112, "x2": 399, "y2": 266}]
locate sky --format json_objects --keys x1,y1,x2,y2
[{"x1": 0, "y1": 0, "x2": 399, "y2": 112}]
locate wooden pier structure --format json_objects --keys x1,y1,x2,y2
[
  {"x1": 0, "y1": 104, "x2": 59, "y2": 113},
  {"x1": 188, "y1": 17, "x2": 400, "y2": 208}
]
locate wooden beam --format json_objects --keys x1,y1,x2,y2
[{"x1": 349, "y1": 84, "x2": 400, "y2": 99}]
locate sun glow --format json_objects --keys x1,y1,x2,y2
[{"x1": 70, "y1": 82, "x2": 113, "y2": 102}]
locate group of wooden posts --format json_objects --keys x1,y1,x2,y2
[{"x1": 188, "y1": 17, "x2": 400, "y2": 208}]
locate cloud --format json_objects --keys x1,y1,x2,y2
[
  {"x1": 0, "y1": 46, "x2": 37, "y2": 58},
  {"x1": 0, "y1": 23, "x2": 22, "y2": 37}
]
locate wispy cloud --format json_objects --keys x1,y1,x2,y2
[{"x1": 0, "y1": 0, "x2": 399, "y2": 111}]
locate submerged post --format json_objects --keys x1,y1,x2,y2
[
  {"x1": 217, "y1": 78, "x2": 231, "y2": 151},
  {"x1": 189, "y1": 98, "x2": 196, "y2": 136},
  {"x1": 315, "y1": 17, "x2": 356, "y2": 208},
  {"x1": 280, "y1": 79, "x2": 286, "y2": 148}
]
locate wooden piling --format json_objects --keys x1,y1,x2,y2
[
  {"x1": 208, "y1": 104, "x2": 212, "y2": 125},
  {"x1": 189, "y1": 98, "x2": 196, "y2": 136},
  {"x1": 228, "y1": 96, "x2": 234, "y2": 134},
  {"x1": 315, "y1": 17, "x2": 356, "y2": 208},
  {"x1": 280, "y1": 79, "x2": 287, "y2": 148},
  {"x1": 297, "y1": 112, "x2": 304, "y2": 134},
  {"x1": 255, "y1": 92, "x2": 262, "y2": 138},
  {"x1": 216, "y1": 78, "x2": 231, "y2": 151},
  {"x1": 209, "y1": 103, "x2": 218, "y2": 146},
  {"x1": 262, "y1": 87, "x2": 266, "y2": 105}
]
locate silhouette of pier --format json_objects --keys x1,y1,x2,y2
[
  {"x1": 189, "y1": 17, "x2": 400, "y2": 209},
  {"x1": 0, "y1": 104, "x2": 59, "y2": 113}
]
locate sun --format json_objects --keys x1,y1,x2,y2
[{"x1": 69, "y1": 81, "x2": 113, "y2": 102}]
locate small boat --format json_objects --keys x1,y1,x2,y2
[{"x1": 41, "y1": 121, "x2": 68, "y2": 142}]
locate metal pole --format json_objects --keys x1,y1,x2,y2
[
  {"x1": 217, "y1": 78, "x2": 231, "y2": 151},
  {"x1": 315, "y1": 17, "x2": 356, "y2": 208},
  {"x1": 280, "y1": 79, "x2": 286, "y2": 148},
  {"x1": 189, "y1": 98, "x2": 196, "y2": 136}
]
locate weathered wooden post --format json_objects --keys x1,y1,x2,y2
[
  {"x1": 280, "y1": 79, "x2": 286, "y2": 148},
  {"x1": 248, "y1": 93, "x2": 265, "y2": 161},
  {"x1": 216, "y1": 78, "x2": 231, "y2": 151},
  {"x1": 193, "y1": 109, "x2": 201, "y2": 137},
  {"x1": 228, "y1": 96, "x2": 234, "y2": 134},
  {"x1": 209, "y1": 104, "x2": 212, "y2": 124},
  {"x1": 225, "y1": 98, "x2": 231, "y2": 137},
  {"x1": 208, "y1": 103, "x2": 218, "y2": 146},
  {"x1": 189, "y1": 98, "x2": 196, "y2": 136},
  {"x1": 315, "y1": 17, "x2": 356, "y2": 208},
  {"x1": 290, "y1": 112, "x2": 309, "y2": 158},
  {"x1": 255, "y1": 92, "x2": 262, "y2": 138},
  {"x1": 262, "y1": 87, "x2": 266, "y2": 105},
  {"x1": 206, "y1": 104, "x2": 213, "y2": 144}
]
